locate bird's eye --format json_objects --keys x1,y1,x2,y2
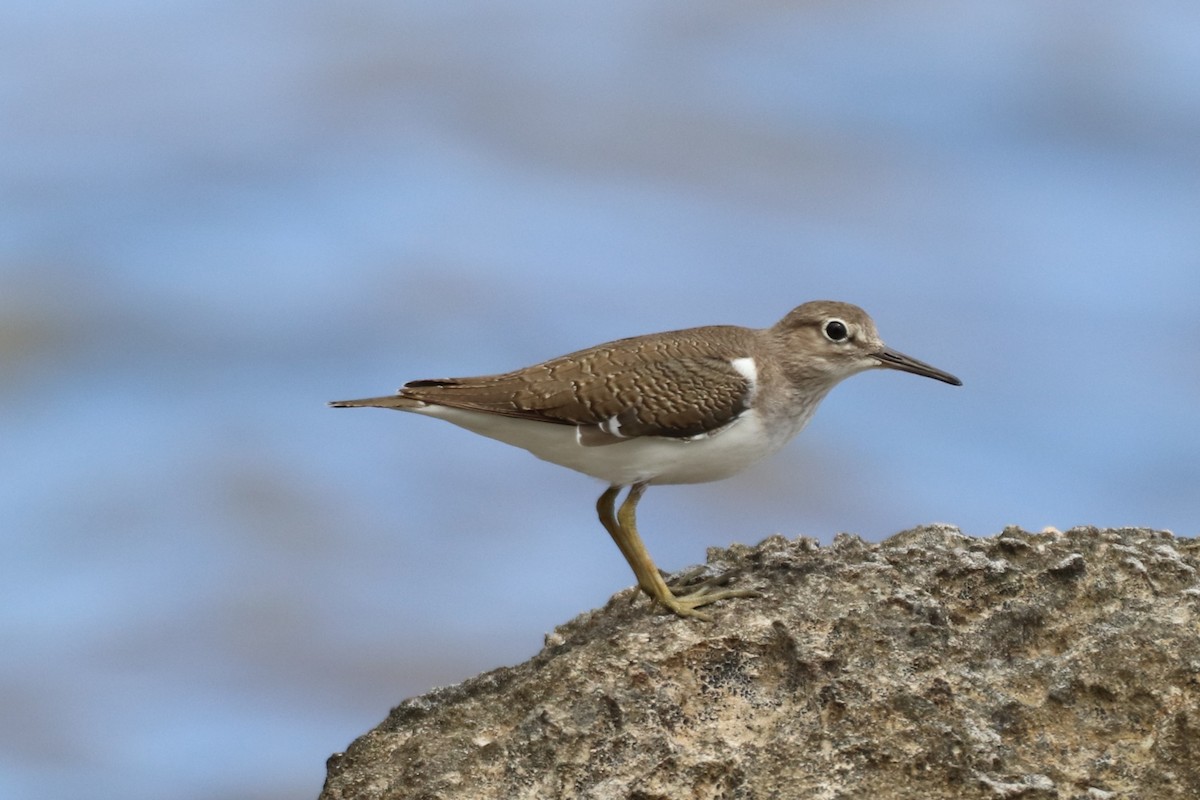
[{"x1": 823, "y1": 319, "x2": 849, "y2": 342}]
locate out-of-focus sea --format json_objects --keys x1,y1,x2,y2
[{"x1": 2, "y1": 2, "x2": 1197, "y2": 798}]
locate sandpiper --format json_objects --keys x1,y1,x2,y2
[{"x1": 331, "y1": 301, "x2": 961, "y2": 619}]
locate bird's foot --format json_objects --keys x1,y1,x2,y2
[
  {"x1": 656, "y1": 584, "x2": 762, "y2": 621},
  {"x1": 645, "y1": 568, "x2": 762, "y2": 620}
]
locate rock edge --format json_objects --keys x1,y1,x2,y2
[{"x1": 320, "y1": 526, "x2": 1200, "y2": 800}]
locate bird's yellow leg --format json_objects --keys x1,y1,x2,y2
[
  {"x1": 597, "y1": 486, "x2": 655, "y2": 597},
  {"x1": 601, "y1": 483, "x2": 759, "y2": 620}
]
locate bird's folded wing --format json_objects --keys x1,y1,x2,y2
[{"x1": 400, "y1": 334, "x2": 754, "y2": 442}]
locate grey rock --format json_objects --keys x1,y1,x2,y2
[{"x1": 320, "y1": 526, "x2": 1200, "y2": 800}]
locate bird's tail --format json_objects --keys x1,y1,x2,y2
[{"x1": 328, "y1": 394, "x2": 426, "y2": 410}]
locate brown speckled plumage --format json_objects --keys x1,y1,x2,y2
[{"x1": 400, "y1": 326, "x2": 759, "y2": 440}]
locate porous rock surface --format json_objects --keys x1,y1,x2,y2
[{"x1": 320, "y1": 526, "x2": 1200, "y2": 799}]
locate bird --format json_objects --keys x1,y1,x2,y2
[{"x1": 331, "y1": 300, "x2": 961, "y2": 620}]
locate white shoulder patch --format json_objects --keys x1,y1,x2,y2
[{"x1": 730, "y1": 356, "x2": 757, "y2": 388}]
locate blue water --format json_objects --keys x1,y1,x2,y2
[{"x1": 3, "y1": 2, "x2": 1198, "y2": 798}]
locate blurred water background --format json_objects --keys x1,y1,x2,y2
[{"x1": 2, "y1": 1, "x2": 1198, "y2": 798}]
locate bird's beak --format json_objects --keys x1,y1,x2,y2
[{"x1": 873, "y1": 347, "x2": 962, "y2": 386}]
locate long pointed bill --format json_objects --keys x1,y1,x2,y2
[{"x1": 874, "y1": 347, "x2": 962, "y2": 386}]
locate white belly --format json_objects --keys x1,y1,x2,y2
[{"x1": 408, "y1": 404, "x2": 810, "y2": 486}]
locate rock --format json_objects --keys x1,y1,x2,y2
[{"x1": 320, "y1": 526, "x2": 1200, "y2": 799}]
